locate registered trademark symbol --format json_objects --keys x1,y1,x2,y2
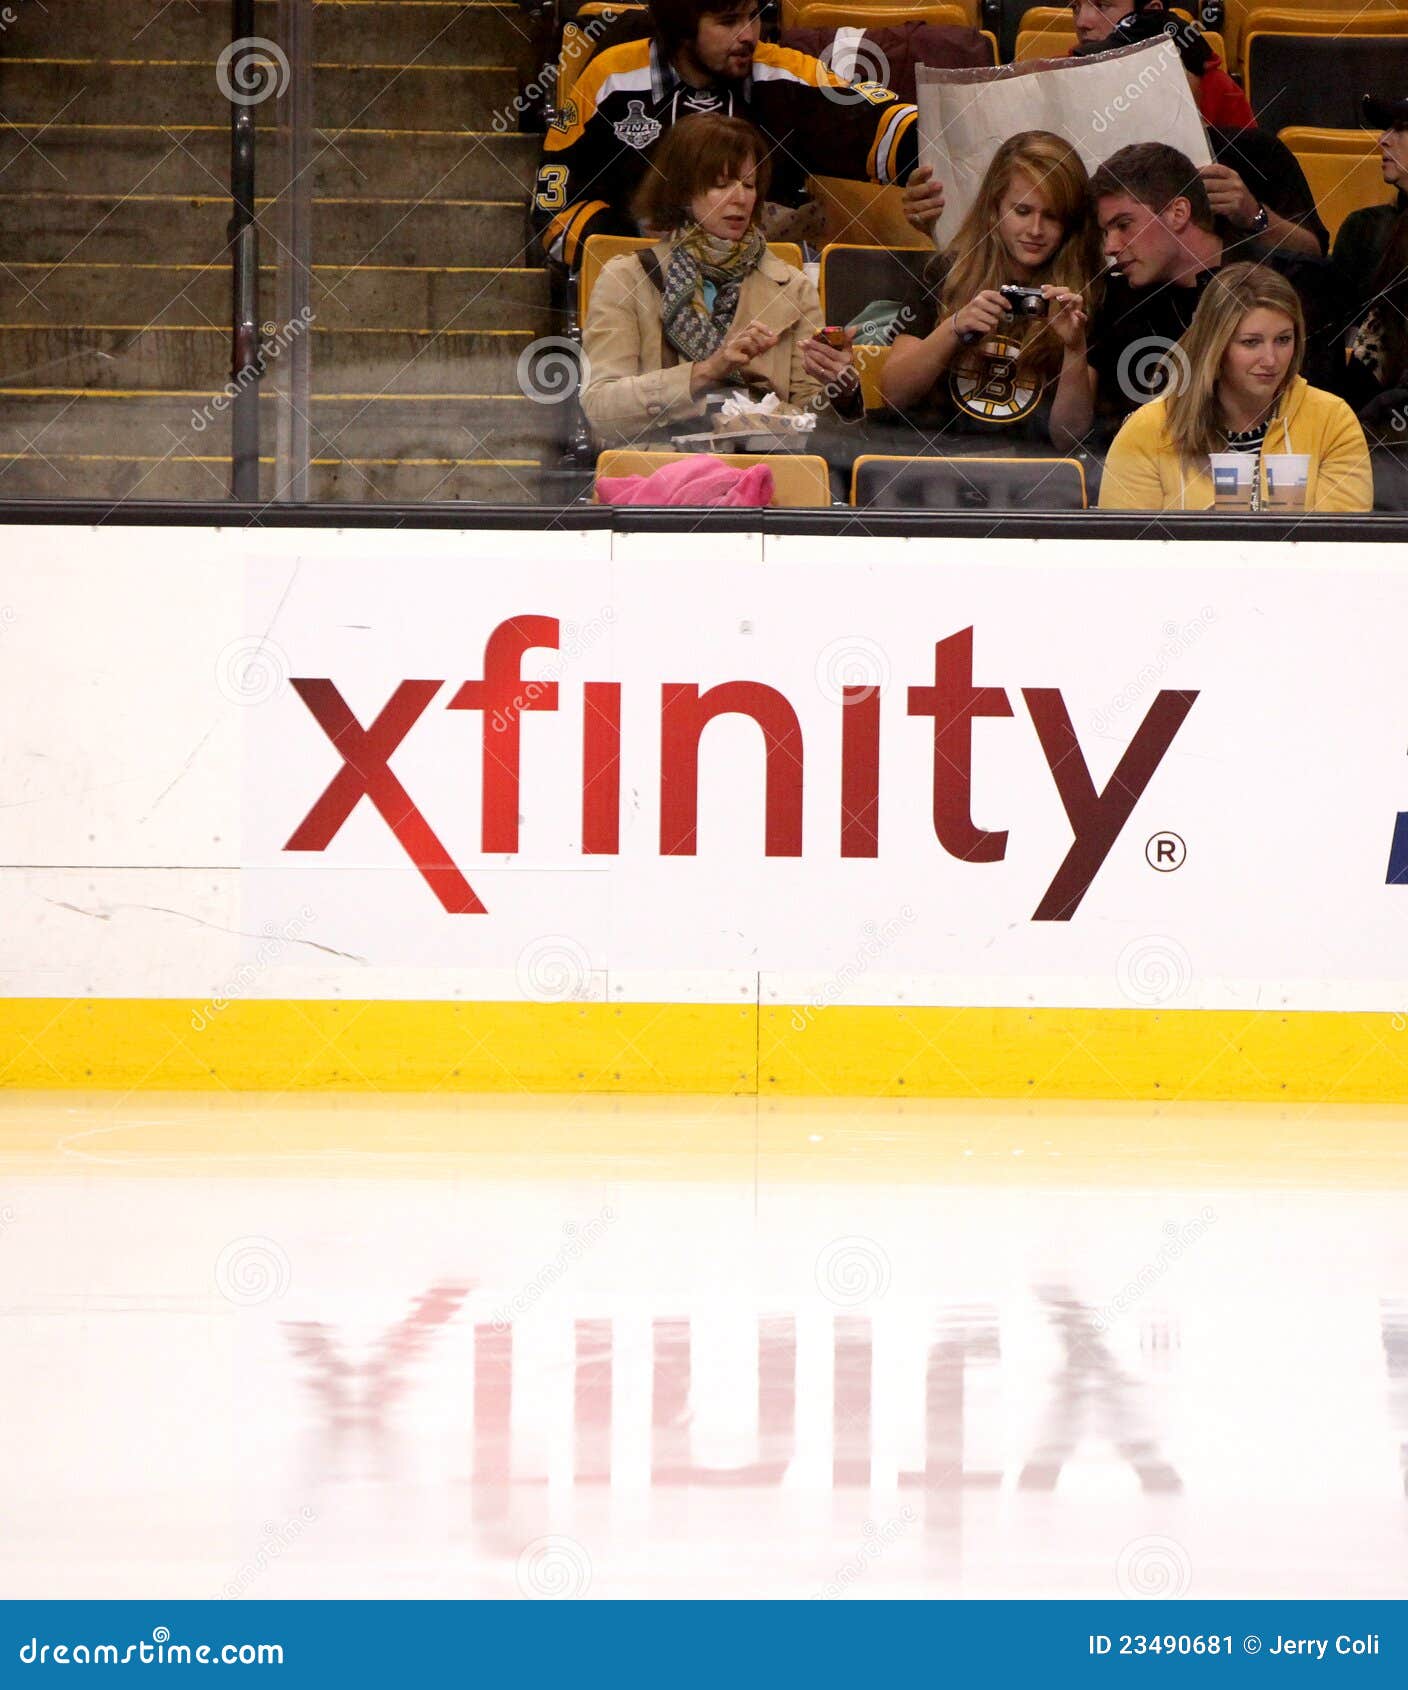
[{"x1": 1146, "y1": 832, "x2": 1186, "y2": 872}]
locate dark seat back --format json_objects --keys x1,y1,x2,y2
[
  {"x1": 1248, "y1": 33, "x2": 1408, "y2": 131},
  {"x1": 852, "y1": 453, "x2": 1088, "y2": 510}
]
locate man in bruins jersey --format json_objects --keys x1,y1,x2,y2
[{"x1": 533, "y1": 0, "x2": 930, "y2": 267}]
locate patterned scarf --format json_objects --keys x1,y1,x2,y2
[
  {"x1": 659, "y1": 223, "x2": 766, "y2": 366},
  {"x1": 1350, "y1": 309, "x2": 1386, "y2": 381}
]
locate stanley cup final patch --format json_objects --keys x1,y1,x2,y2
[{"x1": 613, "y1": 99, "x2": 664, "y2": 149}]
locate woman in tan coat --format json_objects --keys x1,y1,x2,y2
[{"x1": 579, "y1": 113, "x2": 860, "y2": 448}]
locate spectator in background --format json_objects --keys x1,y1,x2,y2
[
  {"x1": 1070, "y1": 0, "x2": 1253, "y2": 131},
  {"x1": 1335, "y1": 95, "x2": 1408, "y2": 303},
  {"x1": 1334, "y1": 93, "x2": 1408, "y2": 428},
  {"x1": 532, "y1": 0, "x2": 924, "y2": 268},
  {"x1": 1087, "y1": 142, "x2": 1337, "y2": 420},
  {"x1": 1099, "y1": 263, "x2": 1371, "y2": 511},
  {"x1": 880, "y1": 132, "x2": 1101, "y2": 447},
  {"x1": 579, "y1": 115, "x2": 860, "y2": 446}
]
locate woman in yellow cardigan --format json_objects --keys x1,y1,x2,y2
[{"x1": 1099, "y1": 264, "x2": 1373, "y2": 513}]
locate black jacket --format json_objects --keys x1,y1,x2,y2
[{"x1": 534, "y1": 34, "x2": 919, "y2": 267}]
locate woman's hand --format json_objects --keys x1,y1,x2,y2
[
  {"x1": 1042, "y1": 286, "x2": 1088, "y2": 352},
  {"x1": 901, "y1": 164, "x2": 945, "y2": 240},
  {"x1": 950, "y1": 290, "x2": 1010, "y2": 342},
  {"x1": 799, "y1": 325, "x2": 858, "y2": 391},
  {"x1": 696, "y1": 317, "x2": 780, "y2": 386}
]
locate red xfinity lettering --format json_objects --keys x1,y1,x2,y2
[{"x1": 284, "y1": 619, "x2": 1197, "y2": 921}]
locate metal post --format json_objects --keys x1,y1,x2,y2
[
  {"x1": 275, "y1": 0, "x2": 313, "y2": 503},
  {"x1": 229, "y1": 0, "x2": 261, "y2": 501}
]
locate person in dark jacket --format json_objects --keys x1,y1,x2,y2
[
  {"x1": 1336, "y1": 94, "x2": 1408, "y2": 429},
  {"x1": 532, "y1": 0, "x2": 921, "y2": 268},
  {"x1": 1086, "y1": 142, "x2": 1339, "y2": 421}
]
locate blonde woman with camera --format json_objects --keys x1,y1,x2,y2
[
  {"x1": 1098, "y1": 264, "x2": 1372, "y2": 512},
  {"x1": 879, "y1": 131, "x2": 1102, "y2": 448}
]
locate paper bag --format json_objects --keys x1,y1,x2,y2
[{"x1": 916, "y1": 37, "x2": 1213, "y2": 250}]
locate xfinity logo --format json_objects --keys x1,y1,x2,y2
[{"x1": 283, "y1": 618, "x2": 1198, "y2": 921}]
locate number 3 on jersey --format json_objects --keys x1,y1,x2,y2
[{"x1": 534, "y1": 165, "x2": 568, "y2": 212}]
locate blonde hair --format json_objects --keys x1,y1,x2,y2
[
  {"x1": 934, "y1": 131, "x2": 1102, "y2": 382},
  {"x1": 1164, "y1": 263, "x2": 1306, "y2": 464}
]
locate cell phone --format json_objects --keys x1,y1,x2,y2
[{"x1": 815, "y1": 326, "x2": 848, "y2": 350}]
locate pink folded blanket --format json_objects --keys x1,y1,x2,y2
[{"x1": 595, "y1": 454, "x2": 775, "y2": 507}]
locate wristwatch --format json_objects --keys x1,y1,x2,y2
[{"x1": 1246, "y1": 203, "x2": 1270, "y2": 236}]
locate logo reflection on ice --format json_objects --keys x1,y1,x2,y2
[{"x1": 282, "y1": 620, "x2": 1198, "y2": 921}]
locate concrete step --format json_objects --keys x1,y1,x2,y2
[
  {"x1": 0, "y1": 126, "x2": 541, "y2": 199},
  {"x1": 0, "y1": 322, "x2": 556, "y2": 391},
  {"x1": 0, "y1": 450, "x2": 549, "y2": 503},
  {"x1": 0, "y1": 261, "x2": 550, "y2": 331},
  {"x1": 8, "y1": 2, "x2": 534, "y2": 67},
  {"x1": 0, "y1": 389, "x2": 566, "y2": 462},
  {"x1": 2, "y1": 194, "x2": 528, "y2": 266},
  {"x1": 0, "y1": 59, "x2": 520, "y2": 130}
]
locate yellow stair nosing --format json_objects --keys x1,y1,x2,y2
[
  {"x1": 0, "y1": 323, "x2": 537, "y2": 335},
  {"x1": 0, "y1": 387, "x2": 529, "y2": 400}
]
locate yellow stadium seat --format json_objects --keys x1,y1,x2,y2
[
  {"x1": 557, "y1": 4, "x2": 647, "y2": 109},
  {"x1": 1015, "y1": 21, "x2": 1075, "y2": 60},
  {"x1": 1283, "y1": 132, "x2": 1397, "y2": 242},
  {"x1": 579, "y1": 235, "x2": 803, "y2": 326},
  {"x1": 1225, "y1": 0, "x2": 1406, "y2": 72},
  {"x1": 808, "y1": 177, "x2": 933, "y2": 248},
  {"x1": 594, "y1": 450, "x2": 835, "y2": 506},
  {"x1": 794, "y1": 1, "x2": 969, "y2": 26},
  {"x1": 1280, "y1": 126, "x2": 1382, "y2": 154},
  {"x1": 783, "y1": 0, "x2": 975, "y2": 21},
  {"x1": 851, "y1": 454, "x2": 1088, "y2": 509}
]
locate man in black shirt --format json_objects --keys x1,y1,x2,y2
[{"x1": 1087, "y1": 142, "x2": 1337, "y2": 420}]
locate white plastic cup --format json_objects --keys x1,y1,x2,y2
[
  {"x1": 1264, "y1": 453, "x2": 1311, "y2": 512},
  {"x1": 1208, "y1": 452, "x2": 1255, "y2": 512}
]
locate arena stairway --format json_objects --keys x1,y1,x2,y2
[{"x1": 0, "y1": 0, "x2": 559, "y2": 504}]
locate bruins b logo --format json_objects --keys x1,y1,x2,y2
[{"x1": 950, "y1": 334, "x2": 1041, "y2": 423}]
